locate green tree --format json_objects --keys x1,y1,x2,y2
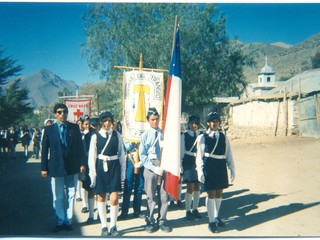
[
  {"x1": 0, "y1": 50, "x2": 23, "y2": 94},
  {"x1": 82, "y1": 3, "x2": 253, "y2": 113},
  {"x1": 0, "y1": 79, "x2": 33, "y2": 128},
  {"x1": 311, "y1": 51, "x2": 320, "y2": 69}
]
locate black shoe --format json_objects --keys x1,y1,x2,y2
[
  {"x1": 101, "y1": 227, "x2": 109, "y2": 236},
  {"x1": 52, "y1": 225, "x2": 64, "y2": 233},
  {"x1": 86, "y1": 217, "x2": 94, "y2": 225},
  {"x1": 208, "y1": 222, "x2": 218, "y2": 233},
  {"x1": 64, "y1": 224, "x2": 73, "y2": 231},
  {"x1": 118, "y1": 213, "x2": 128, "y2": 221},
  {"x1": 215, "y1": 217, "x2": 226, "y2": 227},
  {"x1": 81, "y1": 207, "x2": 89, "y2": 213},
  {"x1": 186, "y1": 211, "x2": 195, "y2": 221},
  {"x1": 169, "y1": 200, "x2": 175, "y2": 208},
  {"x1": 110, "y1": 226, "x2": 120, "y2": 237},
  {"x1": 145, "y1": 223, "x2": 158, "y2": 233},
  {"x1": 177, "y1": 200, "x2": 184, "y2": 209},
  {"x1": 192, "y1": 209, "x2": 202, "y2": 219},
  {"x1": 159, "y1": 223, "x2": 172, "y2": 233}
]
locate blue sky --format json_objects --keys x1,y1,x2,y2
[{"x1": 1, "y1": 2, "x2": 320, "y2": 86}]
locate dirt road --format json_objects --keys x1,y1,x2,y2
[{"x1": 1, "y1": 135, "x2": 320, "y2": 237}]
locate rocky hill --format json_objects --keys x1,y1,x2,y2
[
  {"x1": 19, "y1": 69, "x2": 79, "y2": 109},
  {"x1": 241, "y1": 32, "x2": 320, "y2": 83}
]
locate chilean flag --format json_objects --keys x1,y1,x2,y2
[{"x1": 161, "y1": 25, "x2": 182, "y2": 201}]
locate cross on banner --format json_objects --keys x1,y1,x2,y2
[{"x1": 74, "y1": 109, "x2": 83, "y2": 118}]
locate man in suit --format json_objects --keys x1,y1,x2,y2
[{"x1": 41, "y1": 103, "x2": 85, "y2": 233}]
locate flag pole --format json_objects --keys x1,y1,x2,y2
[{"x1": 171, "y1": 15, "x2": 178, "y2": 59}]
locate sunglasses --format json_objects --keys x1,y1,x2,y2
[{"x1": 57, "y1": 110, "x2": 68, "y2": 115}]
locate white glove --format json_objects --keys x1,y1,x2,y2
[
  {"x1": 154, "y1": 166, "x2": 163, "y2": 176},
  {"x1": 90, "y1": 177, "x2": 96, "y2": 189},
  {"x1": 198, "y1": 170, "x2": 205, "y2": 184},
  {"x1": 230, "y1": 168, "x2": 235, "y2": 182},
  {"x1": 134, "y1": 161, "x2": 142, "y2": 168}
]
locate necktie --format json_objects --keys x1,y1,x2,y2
[{"x1": 61, "y1": 124, "x2": 66, "y2": 146}]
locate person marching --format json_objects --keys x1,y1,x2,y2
[
  {"x1": 88, "y1": 111, "x2": 126, "y2": 236},
  {"x1": 139, "y1": 107, "x2": 172, "y2": 233},
  {"x1": 196, "y1": 112, "x2": 235, "y2": 233},
  {"x1": 41, "y1": 103, "x2": 86, "y2": 232},
  {"x1": 181, "y1": 114, "x2": 203, "y2": 221}
]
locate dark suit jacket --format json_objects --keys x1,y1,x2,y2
[{"x1": 41, "y1": 122, "x2": 85, "y2": 177}]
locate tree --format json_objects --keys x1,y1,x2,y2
[
  {"x1": 0, "y1": 79, "x2": 33, "y2": 128},
  {"x1": 0, "y1": 49, "x2": 23, "y2": 94},
  {"x1": 311, "y1": 51, "x2": 320, "y2": 69},
  {"x1": 82, "y1": 3, "x2": 253, "y2": 113}
]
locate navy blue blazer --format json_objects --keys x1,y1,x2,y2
[{"x1": 41, "y1": 122, "x2": 85, "y2": 177}]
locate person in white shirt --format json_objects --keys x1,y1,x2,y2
[
  {"x1": 196, "y1": 112, "x2": 235, "y2": 233},
  {"x1": 88, "y1": 111, "x2": 125, "y2": 237}
]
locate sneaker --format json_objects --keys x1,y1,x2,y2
[
  {"x1": 208, "y1": 222, "x2": 218, "y2": 233},
  {"x1": 145, "y1": 223, "x2": 158, "y2": 233},
  {"x1": 101, "y1": 227, "x2": 109, "y2": 236},
  {"x1": 81, "y1": 207, "x2": 89, "y2": 213},
  {"x1": 177, "y1": 200, "x2": 184, "y2": 209},
  {"x1": 192, "y1": 209, "x2": 202, "y2": 219},
  {"x1": 110, "y1": 226, "x2": 120, "y2": 237},
  {"x1": 186, "y1": 211, "x2": 195, "y2": 221},
  {"x1": 118, "y1": 213, "x2": 128, "y2": 221},
  {"x1": 159, "y1": 223, "x2": 172, "y2": 233},
  {"x1": 86, "y1": 217, "x2": 94, "y2": 225},
  {"x1": 215, "y1": 217, "x2": 226, "y2": 227}
]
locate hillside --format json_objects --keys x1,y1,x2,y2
[
  {"x1": 20, "y1": 69, "x2": 79, "y2": 108},
  {"x1": 241, "y1": 32, "x2": 320, "y2": 83}
]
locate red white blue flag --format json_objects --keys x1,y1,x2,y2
[{"x1": 161, "y1": 24, "x2": 182, "y2": 201}]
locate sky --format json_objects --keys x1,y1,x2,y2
[{"x1": 1, "y1": 2, "x2": 320, "y2": 86}]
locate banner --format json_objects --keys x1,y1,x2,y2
[
  {"x1": 64, "y1": 99, "x2": 92, "y2": 123},
  {"x1": 123, "y1": 70, "x2": 164, "y2": 142}
]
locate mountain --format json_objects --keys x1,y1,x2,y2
[
  {"x1": 20, "y1": 69, "x2": 79, "y2": 108},
  {"x1": 240, "y1": 32, "x2": 320, "y2": 83}
]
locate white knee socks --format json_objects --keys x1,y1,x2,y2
[
  {"x1": 192, "y1": 191, "x2": 200, "y2": 210},
  {"x1": 185, "y1": 193, "x2": 192, "y2": 212},
  {"x1": 206, "y1": 197, "x2": 216, "y2": 223},
  {"x1": 110, "y1": 205, "x2": 119, "y2": 229},
  {"x1": 97, "y1": 201, "x2": 107, "y2": 229}
]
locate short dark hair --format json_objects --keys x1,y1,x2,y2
[
  {"x1": 146, "y1": 107, "x2": 159, "y2": 120},
  {"x1": 53, "y1": 103, "x2": 68, "y2": 114}
]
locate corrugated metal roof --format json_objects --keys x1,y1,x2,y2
[{"x1": 268, "y1": 68, "x2": 320, "y2": 95}]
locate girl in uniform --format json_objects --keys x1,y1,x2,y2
[
  {"x1": 88, "y1": 111, "x2": 126, "y2": 236},
  {"x1": 181, "y1": 114, "x2": 202, "y2": 220},
  {"x1": 196, "y1": 112, "x2": 235, "y2": 233}
]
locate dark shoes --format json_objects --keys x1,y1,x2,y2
[
  {"x1": 186, "y1": 211, "x2": 195, "y2": 221},
  {"x1": 52, "y1": 225, "x2": 64, "y2": 233},
  {"x1": 110, "y1": 226, "x2": 120, "y2": 237},
  {"x1": 76, "y1": 197, "x2": 82, "y2": 202},
  {"x1": 145, "y1": 223, "x2": 158, "y2": 233},
  {"x1": 215, "y1": 217, "x2": 226, "y2": 227},
  {"x1": 159, "y1": 223, "x2": 172, "y2": 233},
  {"x1": 81, "y1": 207, "x2": 89, "y2": 213},
  {"x1": 101, "y1": 227, "x2": 109, "y2": 236},
  {"x1": 118, "y1": 213, "x2": 128, "y2": 221},
  {"x1": 192, "y1": 209, "x2": 202, "y2": 219},
  {"x1": 208, "y1": 222, "x2": 218, "y2": 233},
  {"x1": 52, "y1": 224, "x2": 73, "y2": 233},
  {"x1": 86, "y1": 217, "x2": 94, "y2": 225},
  {"x1": 177, "y1": 200, "x2": 184, "y2": 209}
]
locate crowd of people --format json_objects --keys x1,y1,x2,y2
[{"x1": 4, "y1": 102, "x2": 236, "y2": 236}]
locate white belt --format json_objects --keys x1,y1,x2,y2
[
  {"x1": 185, "y1": 151, "x2": 196, "y2": 157},
  {"x1": 204, "y1": 153, "x2": 226, "y2": 159},
  {"x1": 98, "y1": 154, "x2": 118, "y2": 172}
]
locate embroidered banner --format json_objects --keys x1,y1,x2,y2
[
  {"x1": 64, "y1": 99, "x2": 92, "y2": 123},
  {"x1": 123, "y1": 70, "x2": 164, "y2": 142}
]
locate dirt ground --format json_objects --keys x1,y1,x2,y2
[{"x1": 1, "y1": 135, "x2": 320, "y2": 237}]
